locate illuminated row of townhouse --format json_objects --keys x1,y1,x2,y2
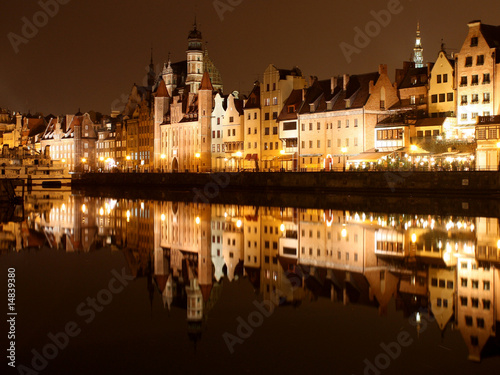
[{"x1": 1, "y1": 20, "x2": 500, "y2": 172}]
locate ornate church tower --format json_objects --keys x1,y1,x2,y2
[
  {"x1": 186, "y1": 20, "x2": 204, "y2": 94},
  {"x1": 412, "y1": 22, "x2": 424, "y2": 68}
]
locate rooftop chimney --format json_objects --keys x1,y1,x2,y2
[{"x1": 343, "y1": 74, "x2": 350, "y2": 91}]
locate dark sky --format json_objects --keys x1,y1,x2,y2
[{"x1": 1, "y1": 0, "x2": 499, "y2": 115}]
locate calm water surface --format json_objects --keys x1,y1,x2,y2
[{"x1": 1, "y1": 189, "x2": 500, "y2": 374}]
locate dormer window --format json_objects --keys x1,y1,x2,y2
[{"x1": 287, "y1": 105, "x2": 295, "y2": 113}]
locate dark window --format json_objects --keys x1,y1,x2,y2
[
  {"x1": 447, "y1": 280, "x2": 453, "y2": 289},
  {"x1": 460, "y1": 76, "x2": 467, "y2": 86},
  {"x1": 471, "y1": 336, "x2": 479, "y2": 347},
  {"x1": 272, "y1": 112, "x2": 278, "y2": 120},
  {"x1": 439, "y1": 279, "x2": 445, "y2": 288},
  {"x1": 483, "y1": 299, "x2": 491, "y2": 309},
  {"x1": 283, "y1": 247, "x2": 296, "y2": 255},
  {"x1": 264, "y1": 128, "x2": 270, "y2": 135},
  {"x1": 472, "y1": 298, "x2": 479, "y2": 308},
  {"x1": 484, "y1": 73, "x2": 491, "y2": 84},
  {"x1": 465, "y1": 56, "x2": 473, "y2": 67},
  {"x1": 431, "y1": 94, "x2": 438, "y2": 103},
  {"x1": 470, "y1": 37, "x2": 478, "y2": 47},
  {"x1": 437, "y1": 74, "x2": 442, "y2": 83},
  {"x1": 477, "y1": 318, "x2": 485, "y2": 328},
  {"x1": 460, "y1": 296, "x2": 468, "y2": 306},
  {"x1": 471, "y1": 75, "x2": 479, "y2": 85},
  {"x1": 283, "y1": 121, "x2": 296, "y2": 131},
  {"x1": 447, "y1": 92, "x2": 453, "y2": 102},
  {"x1": 273, "y1": 127, "x2": 278, "y2": 135},
  {"x1": 477, "y1": 55, "x2": 484, "y2": 65},
  {"x1": 465, "y1": 316, "x2": 473, "y2": 326},
  {"x1": 265, "y1": 113, "x2": 270, "y2": 121},
  {"x1": 439, "y1": 93, "x2": 446, "y2": 102},
  {"x1": 443, "y1": 74, "x2": 448, "y2": 83},
  {"x1": 431, "y1": 278, "x2": 438, "y2": 287}
]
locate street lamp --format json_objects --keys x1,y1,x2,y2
[
  {"x1": 160, "y1": 154, "x2": 166, "y2": 173},
  {"x1": 99, "y1": 156, "x2": 104, "y2": 172},
  {"x1": 81, "y1": 157, "x2": 87, "y2": 172},
  {"x1": 280, "y1": 149, "x2": 285, "y2": 171},
  {"x1": 410, "y1": 144, "x2": 417, "y2": 170},
  {"x1": 236, "y1": 151, "x2": 242, "y2": 172},
  {"x1": 195, "y1": 152, "x2": 201, "y2": 172},
  {"x1": 125, "y1": 155, "x2": 131, "y2": 173},
  {"x1": 341, "y1": 147, "x2": 347, "y2": 171}
]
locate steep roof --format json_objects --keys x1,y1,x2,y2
[
  {"x1": 480, "y1": 23, "x2": 500, "y2": 49},
  {"x1": 398, "y1": 67, "x2": 428, "y2": 89},
  {"x1": 200, "y1": 70, "x2": 214, "y2": 91},
  {"x1": 244, "y1": 83, "x2": 260, "y2": 109},
  {"x1": 156, "y1": 80, "x2": 170, "y2": 98},
  {"x1": 332, "y1": 72, "x2": 380, "y2": 110},
  {"x1": 278, "y1": 89, "x2": 303, "y2": 121}
]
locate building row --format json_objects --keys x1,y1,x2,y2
[{"x1": 2, "y1": 20, "x2": 500, "y2": 171}]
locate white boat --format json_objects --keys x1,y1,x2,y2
[{"x1": 0, "y1": 158, "x2": 71, "y2": 187}]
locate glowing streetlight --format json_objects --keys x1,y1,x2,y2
[
  {"x1": 236, "y1": 151, "x2": 243, "y2": 172},
  {"x1": 195, "y1": 216, "x2": 201, "y2": 225},
  {"x1": 341, "y1": 147, "x2": 347, "y2": 172},
  {"x1": 194, "y1": 152, "x2": 201, "y2": 172}
]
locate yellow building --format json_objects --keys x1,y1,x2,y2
[
  {"x1": 261, "y1": 65, "x2": 306, "y2": 171},
  {"x1": 428, "y1": 48, "x2": 456, "y2": 118}
]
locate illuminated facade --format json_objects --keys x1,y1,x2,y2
[
  {"x1": 456, "y1": 21, "x2": 500, "y2": 128},
  {"x1": 261, "y1": 65, "x2": 306, "y2": 171}
]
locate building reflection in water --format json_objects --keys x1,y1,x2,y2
[{"x1": 9, "y1": 192, "x2": 500, "y2": 361}]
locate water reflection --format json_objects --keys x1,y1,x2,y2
[{"x1": 3, "y1": 191, "x2": 500, "y2": 362}]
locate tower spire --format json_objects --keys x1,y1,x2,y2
[{"x1": 412, "y1": 21, "x2": 424, "y2": 68}]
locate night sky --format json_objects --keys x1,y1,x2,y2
[{"x1": 1, "y1": 0, "x2": 499, "y2": 115}]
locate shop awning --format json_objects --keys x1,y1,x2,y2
[{"x1": 347, "y1": 151, "x2": 393, "y2": 163}]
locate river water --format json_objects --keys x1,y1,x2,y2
[{"x1": 1, "y1": 189, "x2": 500, "y2": 374}]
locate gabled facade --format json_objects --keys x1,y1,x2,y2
[
  {"x1": 456, "y1": 21, "x2": 500, "y2": 128},
  {"x1": 243, "y1": 82, "x2": 261, "y2": 170},
  {"x1": 429, "y1": 49, "x2": 456, "y2": 118},
  {"x1": 260, "y1": 65, "x2": 306, "y2": 171},
  {"x1": 159, "y1": 71, "x2": 214, "y2": 173},
  {"x1": 40, "y1": 113, "x2": 97, "y2": 172}
]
